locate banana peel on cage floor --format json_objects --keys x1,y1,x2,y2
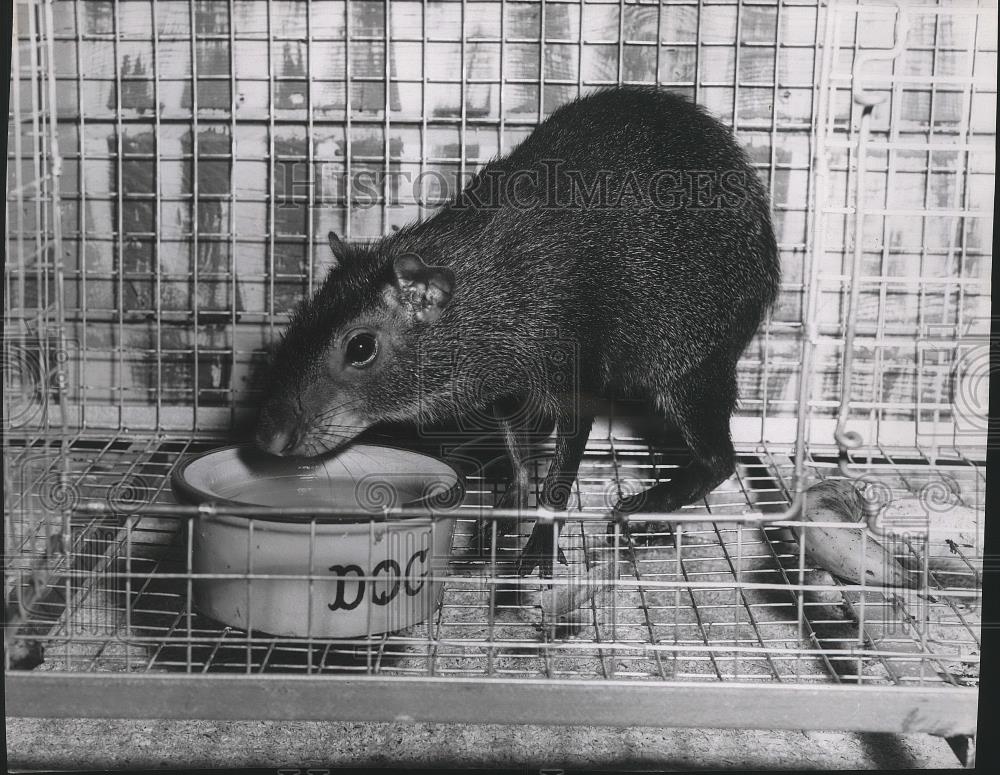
[
  {"x1": 880, "y1": 496, "x2": 984, "y2": 592},
  {"x1": 803, "y1": 569, "x2": 977, "y2": 686},
  {"x1": 801, "y1": 569, "x2": 871, "y2": 679},
  {"x1": 794, "y1": 479, "x2": 921, "y2": 592},
  {"x1": 534, "y1": 561, "x2": 619, "y2": 623}
]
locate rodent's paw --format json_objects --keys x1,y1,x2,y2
[
  {"x1": 629, "y1": 520, "x2": 676, "y2": 546},
  {"x1": 607, "y1": 492, "x2": 647, "y2": 535},
  {"x1": 610, "y1": 489, "x2": 651, "y2": 517},
  {"x1": 605, "y1": 516, "x2": 675, "y2": 546},
  {"x1": 515, "y1": 549, "x2": 567, "y2": 579},
  {"x1": 515, "y1": 528, "x2": 568, "y2": 578}
]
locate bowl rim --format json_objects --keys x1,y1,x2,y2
[{"x1": 170, "y1": 442, "x2": 466, "y2": 523}]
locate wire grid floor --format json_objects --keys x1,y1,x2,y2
[{"x1": 4, "y1": 431, "x2": 982, "y2": 690}]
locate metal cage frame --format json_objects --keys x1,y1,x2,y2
[{"x1": 4, "y1": 0, "x2": 991, "y2": 764}]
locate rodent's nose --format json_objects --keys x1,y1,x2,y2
[{"x1": 255, "y1": 426, "x2": 298, "y2": 457}]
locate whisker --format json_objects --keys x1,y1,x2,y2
[{"x1": 310, "y1": 400, "x2": 368, "y2": 424}]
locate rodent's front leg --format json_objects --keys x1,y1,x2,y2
[
  {"x1": 476, "y1": 399, "x2": 532, "y2": 559},
  {"x1": 516, "y1": 405, "x2": 595, "y2": 577},
  {"x1": 494, "y1": 398, "x2": 532, "y2": 513},
  {"x1": 538, "y1": 405, "x2": 595, "y2": 510}
]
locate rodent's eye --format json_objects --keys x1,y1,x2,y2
[{"x1": 345, "y1": 332, "x2": 378, "y2": 368}]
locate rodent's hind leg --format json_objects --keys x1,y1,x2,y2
[
  {"x1": 516, "y1": 404, "x2": 595, "y2": 577},
  {"x1": 612, "y1": 365, "x2": 738, "y2": 545}
]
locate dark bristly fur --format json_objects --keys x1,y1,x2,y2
[{"x1": 256, "y1": 86, "x2": 780, "y2": 575}]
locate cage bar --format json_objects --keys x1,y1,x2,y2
[{"x1": 4, "y1": 0, "x2": 989, "y2": 756}]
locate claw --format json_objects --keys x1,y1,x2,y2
[
  {"x1": 609, "y1": 494, "x2": 678, "y2": 546},
  {"x1": 515, "y1": 526, "x2": 567, "y2": 578},
  {"x1": 607, "y1": 514, "x2": 680, "y2": 546},
  {"x1": 479, "y1": 481, "x2": 527, "y2": 556}
]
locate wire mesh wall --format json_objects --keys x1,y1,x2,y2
[
  {"x1": 10, "y1": 0, "x2": 995, "y2": 444},
  {"x1": 4, "y1": 0, "x2": 991, "y2": 745},
  {"x1": 810, "y1": 1, "x2": 993, "y2": 459},
  {"x1": 6, "y1": 0, "x2": 65, "y2": 444},
  {"x1": 35, "y1": 0, "x2": 827, "y2": 434},
  {"x1": 5, "y1": 0, "x2": 69, "y2": 676}
]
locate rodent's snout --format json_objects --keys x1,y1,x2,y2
[
  {"x1": 255, "y1": 426, "x2": 299, "y2": 457},
  {"x1": 255, "y1": 404, "x2": 302, "y2": 457}
]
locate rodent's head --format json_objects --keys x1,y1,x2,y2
[{"x1": 254, "y1": 231, "x2": 455, "y2": 457}]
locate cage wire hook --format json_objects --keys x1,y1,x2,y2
[{"x1": 834, "y1": 2, "x2": 909, "y2": 481}]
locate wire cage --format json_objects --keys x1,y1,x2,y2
[{"x1": 4, "y1": 0, "x2": 991, "y2": 761}]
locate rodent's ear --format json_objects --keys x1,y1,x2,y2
[
  {"x1": 327, "y1": 231, "x2": 348, "y2": 268},
  {"x1": 391, "y1": 253, "x2": 455, "y2": 325}
]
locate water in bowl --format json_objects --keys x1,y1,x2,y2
[{"x1": 215, "y1": 475, "x2": 426, "y2": 511}]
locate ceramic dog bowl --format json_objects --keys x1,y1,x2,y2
[{"x1": 171, "y1": 443, "x2": 463, "y2": 638}]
